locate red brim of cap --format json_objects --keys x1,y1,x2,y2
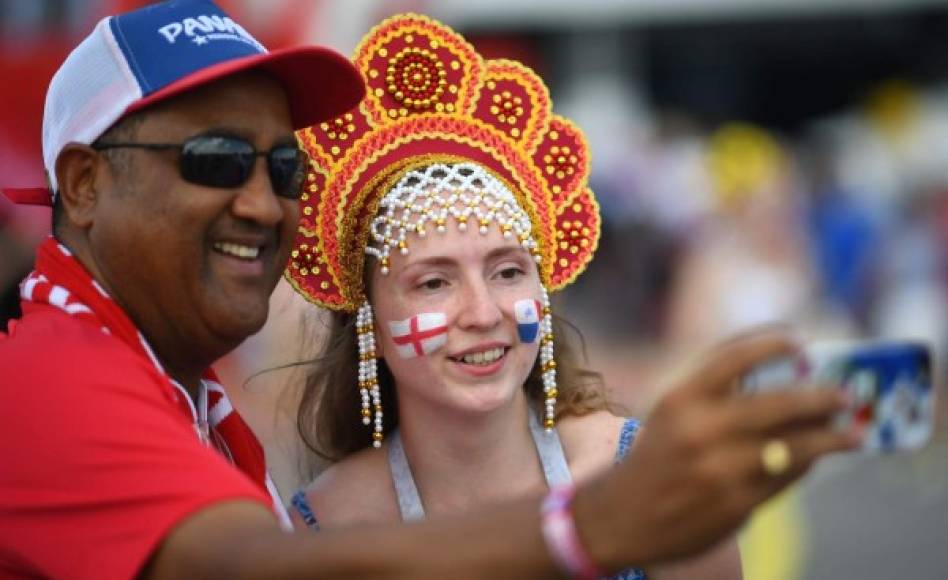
[
  {"x1": 126, "y1": 44, "x2": 366, "y2": 131},
  {"x1": 2, "y1": 187, "x2": 53, "y2": 207}
]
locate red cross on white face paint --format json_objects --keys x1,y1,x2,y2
[{"x1": 388, "y1": 312, "x2": 448, "y2": 358}]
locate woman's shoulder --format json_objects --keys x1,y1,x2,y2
[
  {"x1": 299, "y1": 445, "x2": 400, "y2": 528},
  {"x1": 556, "y1": 411, "x2": 639, "y2": 482}
]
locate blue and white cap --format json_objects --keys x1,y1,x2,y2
[{"x1": 11, "y1": 0, "x2": 363, "y2": 205}]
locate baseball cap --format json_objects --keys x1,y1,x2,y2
[{"x1": 3, "y1": 0, "x2": 364, "y2": 206}]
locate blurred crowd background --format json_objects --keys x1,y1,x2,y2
[{"x1": 3, "y1": 1, "x2": 948, "y2": 578}]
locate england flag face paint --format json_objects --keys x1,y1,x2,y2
[
  {"x1": 388, "y1": 312, "x2": 449, "y2": 358},
  {"x1": 514, "y1": 299, "x2": 541, "y2": 343}
]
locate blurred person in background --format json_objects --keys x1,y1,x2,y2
[{"x1": 664, "y1": 122, "x2": 821, "y2": 350}]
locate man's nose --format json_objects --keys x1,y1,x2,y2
[{"x1": 231, "y1": 159, "x2": 284, "y2": 226}]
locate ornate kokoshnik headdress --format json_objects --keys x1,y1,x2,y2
[{"x1": 287, "y1": 13, "x2": 601, "y2": 447}]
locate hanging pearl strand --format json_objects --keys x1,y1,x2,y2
[
  {"x1": 539, "y1": 286, "x2": 557, "y2": 431},
  {"x1": 357, "y1": 301, "x2": 383, "y2": 447},
  {"x1": 365, "y1": 163, "x2": 542, "y2": 272}
]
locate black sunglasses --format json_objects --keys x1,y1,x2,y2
[{"x1": 92, "y1": 134, "x2": 308, "y2": 199}]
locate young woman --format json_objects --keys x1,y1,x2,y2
[{"x1": 285, "y1": 14, "x2": 742, "y2": 578}]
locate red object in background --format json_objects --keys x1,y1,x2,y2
[
  {"x1": 0, "y1": 193, "x2": 12, "y2": 226},
  {"x1": 0, "y1": 38, "x2": 68, "y2": 188},
  {"x1": 0, "y1": 0, "x2": 324, "y2": 190}
]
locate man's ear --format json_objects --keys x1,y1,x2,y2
[{"x1": 54, "y1": 144, "x2": 104, "y2": 229}]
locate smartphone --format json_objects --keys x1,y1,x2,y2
[{"x1": 742, "y1": 340, "x2": 935, "y2": 452}]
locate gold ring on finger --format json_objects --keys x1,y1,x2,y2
[{"x1": 761, "y1": 438, "x2": 791, "y2": 476}]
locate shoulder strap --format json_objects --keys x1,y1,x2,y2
[
  {"x1": 614, "y1": 418, "x2": 642, "y2": 463},
  {"x1": 528, "y1": 409, "x2": 573, "y2": 487},
  {"x1": 387, "y1": 410, "x2": 576, "y2": 522},
  {"x1": 388, "y1": 430, "x2": 426, "y2": 521}
]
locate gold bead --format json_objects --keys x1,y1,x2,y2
[
  {"x1": 544, "y1": 418, "x2": 555, "y2": 429},
  {"x1": 372, "y1": 432, "x2": 384, "y2": 441},
  {"x1": 361, "y1": 408, "x2": 372, "y2": 417},
  {"x1": 547, "y1": 389, "x2": 558, "y2": 399}
]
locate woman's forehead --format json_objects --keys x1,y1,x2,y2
[{"x1": 391, "y1": 222, "x2": 530, "y2": 268}]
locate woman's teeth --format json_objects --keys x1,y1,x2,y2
[{"x1": 461, "y1": 347, "x2": 505, "y2": 365}]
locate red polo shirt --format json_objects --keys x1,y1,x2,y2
[{"x1": 0, "y1": 303, "x2": 271, "y2": 579}]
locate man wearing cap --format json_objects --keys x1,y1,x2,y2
[{"x1": 0, "y1": 1, "x2": 857, "y2": 578}]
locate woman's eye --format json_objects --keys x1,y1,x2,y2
[
  {"x1": 419, "y1": 278, "x2": 446, "y2": 290},
  {"x1": 497, "y1": 267, "x2": 524, "y2": 280}
]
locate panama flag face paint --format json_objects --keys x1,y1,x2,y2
[
  {"x1": 514, "y1": 299, "x2": 542, "y2": 343},
  {"x1": 388, "y1": 312, "x2": 449, "y2": 358}
]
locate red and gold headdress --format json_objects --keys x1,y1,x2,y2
[{"x1": 287, "y1": 13, "x2": 600, "y2": 312}]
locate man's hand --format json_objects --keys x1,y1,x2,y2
[{"x1": 576, "y1": 330, "x2": 859, "y2": 571}]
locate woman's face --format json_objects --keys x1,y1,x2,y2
[{"x1": 369, "y1": 195, "x2": 543, "y2": 418}]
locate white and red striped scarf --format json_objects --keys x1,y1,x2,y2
[{"x1": 17, "y1": 238, "x2": 272, "y2": 495}]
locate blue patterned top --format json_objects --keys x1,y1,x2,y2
[
  {"x1": 611, "y1": 418, "x2": 646, "y2": 579},
  {"x1": 291, "y1": 417, "x2": 646, "y2": 579}
]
